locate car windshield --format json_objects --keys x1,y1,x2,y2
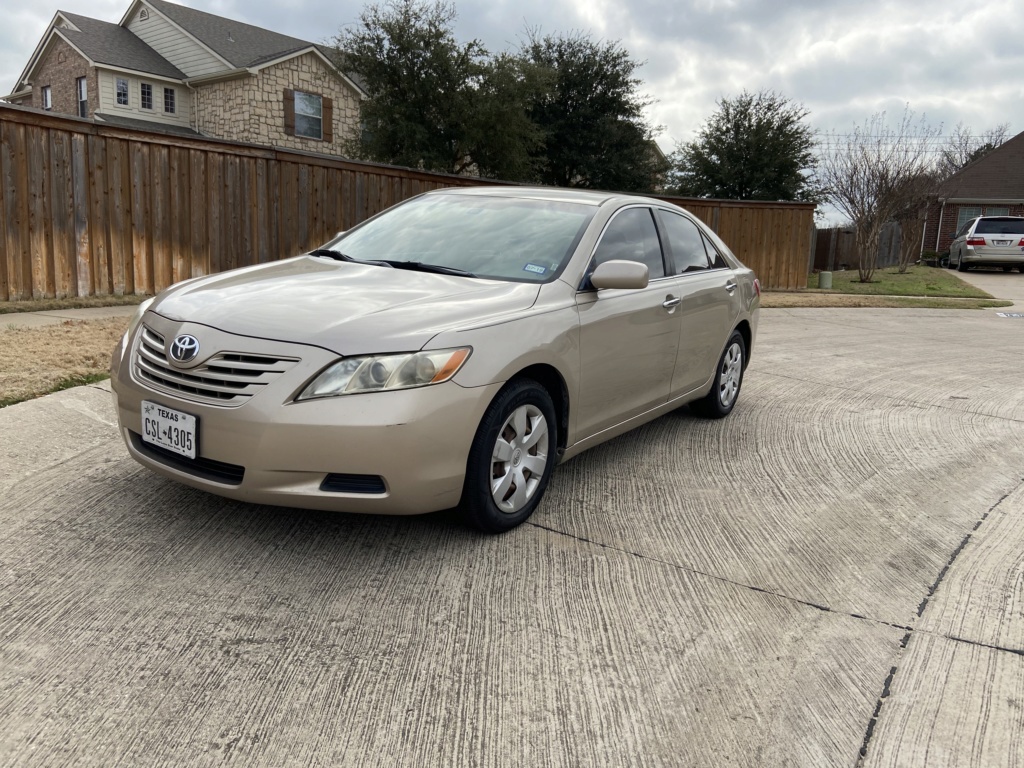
[
  {"x1": 974, "y1": 218, "x2": 1024, "y2": 235},
  {"x1": 329, "y1": 194, "x2": 596, "y2": 282}
]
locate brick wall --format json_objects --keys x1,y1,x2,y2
[
  {"x1": 194, "y1": 53, "x2": 359, "y2": 156},
  {"x1": 923, "y1": 200, "x2": 1024, "y2": 253},
  {"x1": 26, "y1": 36, "x2": 98, "y2": 117}
]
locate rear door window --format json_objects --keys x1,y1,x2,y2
[
  {"x1": 656, "y1": 210, "x2": 711, "y2": 273},
  {"x1": 701, "y1": 234, "x2": 730, "y2": 270},
  {"x1": 974, "y1": 218, "x2": 1024, "y2": 235}
]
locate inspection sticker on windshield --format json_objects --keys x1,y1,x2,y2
[
  {"x1": 996, "y1": 312, "x2": 1024, "y2": 318},
  {"x1": 523, "y1": 263, "x2": 547, "y2": 275}
]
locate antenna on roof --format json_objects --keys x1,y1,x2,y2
[{"x1": 228, "y1": 33, "x2": 235, "y2": 42}]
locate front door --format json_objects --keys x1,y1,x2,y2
[{"x1": 574, "y1": 207, "x2": 681, "y2": 440}]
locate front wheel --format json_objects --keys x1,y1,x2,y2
[
  {"x1": 459, "y1": 379, "x2": 558, "y2": 533},
  {"x1": 691, "y1": 331, "x2": 746, "y2": 419}
]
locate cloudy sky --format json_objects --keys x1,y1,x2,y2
[{"x1": 3, "y1": 0, "x2": 1023, "y2": 157}]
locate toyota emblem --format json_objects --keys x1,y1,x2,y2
[{"x1": 169, "y1": 334, "x2": 200, "y2": 364}]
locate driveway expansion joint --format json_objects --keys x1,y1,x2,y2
[
  {"x1": 854, "y1": 480, "x2": 1023, "y2": 765},
  {"x1": 527, "y1": 521, "x2": 911, "y2": 631}
]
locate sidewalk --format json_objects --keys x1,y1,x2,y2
[{"x1": 2, "y1": 305, "x2": 139, "y2": 329}]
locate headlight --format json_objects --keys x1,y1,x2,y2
[
  {"x1": 296, "y1": 348, "x2": 472, "y2": 400},
  {"x1": 121, "y1": 297, "x2": 155, "y2": 355}
]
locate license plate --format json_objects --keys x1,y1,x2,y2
[
  {"x1": 993, "y1": 239, "x2": 1011, "y2": 246},
  {"x1": 141, "y1": 401, "x2": 197, "y2": 459}
]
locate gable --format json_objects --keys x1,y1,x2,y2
[
  {"x1": 126, "y1": 2, "x2": 225, "y2": 78},
  {"x1": 940, "y1": 130, "x2": 1024, "y2": 202}
]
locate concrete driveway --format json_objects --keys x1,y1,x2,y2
[{"x1": 2, "y1": 287, "x2": 1023, "y2": 767}]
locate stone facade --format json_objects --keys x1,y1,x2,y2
[
  {"x1": 17, "y1": 36, "x2": 99, "y2": 117},
  {"x1": 194, "y1": 53, "x2": 360, "y2": 156}
]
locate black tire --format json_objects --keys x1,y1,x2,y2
[
  {"x1": 1003, "y1": 266, "x2": 1014, "y2": 272},
  {"x1": 957, "y1": 253, "x2": 969, "y2": 272},
  {"x1": 1018, "y1": 266, "x2": 1024, "y2": 273},
  {"x1": 691, "y1": 331, "x2": 746, "y2": 419},
  {"x1": 459, "y1": 379, "x2": 558, "y2": 533}
]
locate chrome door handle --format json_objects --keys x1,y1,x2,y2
[
  {"x1": 725, "y1": 281, "x2": 737, "y2": 293},
  {"x1": 662, "y1": 296, "x2": 681, "y2": 309}
]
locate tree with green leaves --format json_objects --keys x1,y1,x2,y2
[
  {"x1": 669, "y1": 90, "x2": 817, "y2": 201},
  {"x1": 520, "y1": 31, "x2": 667, "y2": 192},
  {"x1": 330, "y1": 0, "x2": 540, "y2": 179}
]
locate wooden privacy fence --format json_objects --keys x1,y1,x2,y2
[
  {"x1": 0, "y1": 103, "x2": 815, "y2": 300},
  {"x1": 654, "y1": 196, "x2": 815, "y2": 292}
]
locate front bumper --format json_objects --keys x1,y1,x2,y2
[{"x1": 111, "y1": 315, "x2": 501, "y2": 515}]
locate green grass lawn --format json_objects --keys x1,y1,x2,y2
[{"x1": 807, "y1": 266, "x2": 994, "y2": 298}]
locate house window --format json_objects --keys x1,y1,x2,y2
[
  {"x1": 985, "y1": 206, "x2": 1009, "y2": 217},
  {"x1": 141, "y1": 83, "x2": 152, "y2": 110},
  {"x1": 116, "y1": 77, "x2": 129, "y2": 106},
  {"x1": 284, "y1": 89, "x2": 333, "y2": 142},
  {"x1": 164, "y1": 87, "x2": 175, "y2": 114},
  {"x1": 76, "y1": 77, "x2": 88, "y2": 117},
  {"x1": 294, "y1": 91, "x2": 323, "y2": 140},
  {"x1": 41, "y1": 86, "x2": 52, "y2": 111},
  {"x1": 955, "y1": 206, "x2": 982, "y2": 232}
]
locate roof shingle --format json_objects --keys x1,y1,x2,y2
[
  {"x1": 145, "y1": 0, "x2": 318, "y2": 69},
  {"x1": 58, "y1": 11, "x2": 185, "y2": 80},
  {"x1": 940, "y1": 129, "x2": 1024, "y2": 201}
]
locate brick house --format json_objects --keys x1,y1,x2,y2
[
  {"x1": 4, "y1": 0, "x2": 365, "y2": 154},
  {"x1": 922, "y1": 129, "x2": 1024, "y2": 254}
]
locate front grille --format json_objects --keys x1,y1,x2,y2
[
  {"x1": 134, "y1": 326, "x2": 299, "y2": 407},
  {"x1": 129, "y1": 431, "x2": 245, "y2": 485},
  {"x1": 320, "y1": 473, "x2": 387, "y2": 494}
]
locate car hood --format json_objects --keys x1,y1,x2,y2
[{"x1": 151, "y1": 256, "x2": 541, "y2": 355}]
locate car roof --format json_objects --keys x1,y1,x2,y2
[{"x1": 427, "y1": 186, "x2": 661, "y2": 208}]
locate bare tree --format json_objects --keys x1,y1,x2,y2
[
  {"x1": 892, "y1": 172, "x2": 938, "y2": 273},
  {"x1": 818, "y1": 109, "x2": 941, "y2": 282},
  {"x1": 937, "y1": 121, "x2": 1010, "y2": 178}
]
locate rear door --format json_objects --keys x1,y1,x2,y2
[
  {"x1": 574, "y1": 206, "x2": 682, "y2": 439},
  {"x1": 655, "y1": 209, "x2": 738, "y2": 398}
]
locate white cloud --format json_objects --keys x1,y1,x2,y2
[{"x1": 3, "y1": 0, "x2": 1023, "y2": 158}]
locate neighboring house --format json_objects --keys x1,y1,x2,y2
[
  {"x1": 923, "y1": 129, "x2": 1024, "y2": 254},
  {"x1": 4, "y1": 0, "x2": 365, "y2": 154}
]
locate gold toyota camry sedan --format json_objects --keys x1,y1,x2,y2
[{"x1": 111, "y1": 187, "x2": 760, "y2": 532}]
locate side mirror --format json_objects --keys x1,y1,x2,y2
[{"x1": 590, "y1": 260, "x2": 649, "y2": 290}]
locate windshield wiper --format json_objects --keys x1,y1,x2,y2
[
  {"x1": 308, "y1": 249, "x2": 393, "y2": 267},
  {"x1": 378, "y1": 260, "x2": 478, "y2": 278}
]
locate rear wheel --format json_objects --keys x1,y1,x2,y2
[
  {"x1": 691, "y1": 331, "x2": 746, "y2": 419},
  {"x1": 459, "y1": 379, "x2": 557, "y2": 533},
  {"x1": 957, "y1": 253, "x2": 969, "y2": 272}
]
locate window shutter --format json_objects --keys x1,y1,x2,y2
[
  {"x1": 322, "y1": 97, "x2": 333, "y2": 143},
  {"x1": 283, "y1": 89, "x2": 295, "y2": 136}
]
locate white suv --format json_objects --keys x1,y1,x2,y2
[{"x1": 949, "y1": 216, "x2": 1024, "y2": 272}]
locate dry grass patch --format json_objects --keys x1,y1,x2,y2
[
  {"x1": 761, "y1": 293, "x2": 1012, "y2": 310},
  {"x1": 0, "y1": 295, "x2": 148, "y2": 314},
  {"x1": 0, "y1": 318, "x2": 129, "y2": 407}
]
